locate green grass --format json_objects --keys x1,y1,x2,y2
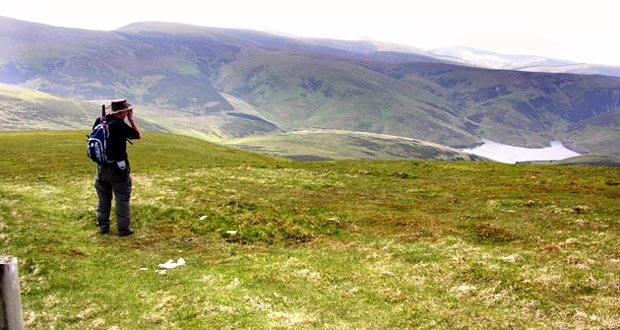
[
  {"x1": 0, "y1": 86, "x2": 94, "y2": 131},
  {"x1": 1, "y1": 131, "x2": 619, "y2": 329}
]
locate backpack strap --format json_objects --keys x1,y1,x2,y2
[{"x1": 101, "y1": 104, "x2": 108, "y2": 126}]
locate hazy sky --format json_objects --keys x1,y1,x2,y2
[{"x1": 3, "y1": 0, "x2": 620, "y2": 66}]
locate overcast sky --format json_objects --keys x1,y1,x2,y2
[{"x1": 3, "y1": 0, "x2": 620, "y2": 66}]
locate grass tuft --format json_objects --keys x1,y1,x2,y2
[{"x1": 472, "y1": 223, "x2": 518, "y2": 242}]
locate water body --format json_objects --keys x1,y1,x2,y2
[{"x1": 461, "y1": 139, "x2": 581, "y2": 164}]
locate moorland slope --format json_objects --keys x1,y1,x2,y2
[{"x1": 1, "y1": 17, "x2": 619, "y2": 157}]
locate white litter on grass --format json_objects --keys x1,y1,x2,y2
[
  {"x1": 158, "y1": 258, "x2": 186, "y2": 269},
  {"x1": 139, "y1": 268, "x2": 149, "y2": 271},
  {"x1": 200, "y1": 215, "x2": 208, "y2": 221},
  {"x1": 226, "y1": 230, "x2": 237, "y2": 235},
  {"x1": 500, "y1": 254, "x2": 523, "y2": 263}
]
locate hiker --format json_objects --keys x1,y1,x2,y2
[{"x1": 93, "y1": 99, "x2": 141, "y2": 236}]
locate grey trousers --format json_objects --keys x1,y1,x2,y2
[{"x1": 94, "y1": 164, "x2": 133, "y2": 233}]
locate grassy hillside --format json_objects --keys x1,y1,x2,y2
[
  {"x1": 224, "y1": 129, "x2": 485, "y2": 161},
  {"x1": 522, "y1": 154, "x2": 620, "y2": 167},
  {"x1": 215, "y1": 48, "x2": 479, "y2": 147},
  {"x1": 0, "y1": 84, "x2": 168, "y2": 132},
  {"x1": 1, "y1": 131, "x2": 619, "y2": 328},
  {"x1": 362, "y1": 62, "x2": 620, "y2": 151},
  {"x1": 0, "y1": 84, "x2": 93, "y2": 130}
]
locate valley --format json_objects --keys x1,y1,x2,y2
[{"x1": 1, "y1": 16, "x2": 619, "y2": 162}]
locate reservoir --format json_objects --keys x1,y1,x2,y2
[{"x1": 461, "y1": 139, "x2": 581, "y2": 164}]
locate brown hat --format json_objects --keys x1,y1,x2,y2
[{"x1": 107, "y1": 99, "x2": 134, "y2": 114}]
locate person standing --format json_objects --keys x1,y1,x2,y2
[{"x1": 94, "y1": 99, "x2": 141, "y2": 236}]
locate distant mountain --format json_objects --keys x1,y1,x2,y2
[
  {"x1": 1, "y1": 16, "x2": 619, "y2": 158},
  {"x1": 519, "y1": 63, "x2": 620, "y2": 77},
  {"x1": 430, "y1": 46, "x2": 620, "y2": 77}
]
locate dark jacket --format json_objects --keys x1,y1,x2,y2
[{"x1": 92, "y1": 116, "x2": 140, "y2": 161}]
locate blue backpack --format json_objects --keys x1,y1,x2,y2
[{"x1": 87, "y1": 105, "x2": 117, "y2": 163}]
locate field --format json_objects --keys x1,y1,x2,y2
[{"x1": 1, "y1": 131, "x2": 619, "y2": 329}]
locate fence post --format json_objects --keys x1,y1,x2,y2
[{"x1": 0, "y1": 256, "x2": 24, "y2": 330}]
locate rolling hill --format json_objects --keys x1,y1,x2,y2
[
  {"x1": 0, "y1": 84, "x2": 481, "y2": 161},
  {"x1": 1, "y1": 16, "x2": 619, "y2": 158},
  {"x1": 0, "y1": 84, "x2": 167, "y2": 132},
  {"x1": 223, "y1": 129, "x2": 486, "y2": 161}
]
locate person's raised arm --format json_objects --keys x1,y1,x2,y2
[{"x1": 126, "y1": 109, "x2": 141, "y2": 139}]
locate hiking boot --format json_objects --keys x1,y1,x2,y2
[
  {"x1": 118, "y1": 228, "x2": 134, "y2": 237},
  {"x1": 99, "y1": 226, "x2": 110, "y2": 234}
]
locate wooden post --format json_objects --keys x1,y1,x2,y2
[{"x1": 0, "y1": 256, "x2": 24, "y2": 330}]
